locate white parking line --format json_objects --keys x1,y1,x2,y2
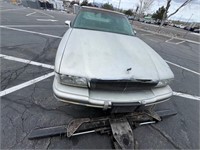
[
  {"x1": 26, "y1": 11, "x2": 36, "y2": 16},
  {"x1": 165, "y1": 38, "x2": 185, "y2": 45},
  {"x1": 0, "y1": 26, "x2": 62, "y2": 39},
  {"x1": 0, "y1": 72, "x2": 54, "y2": 97},
  {"x1": 35, "y1": 10, "x2": 55, "y2": 18},
  {"x1": 36, "y1": 19, "x2": 58, "y2": 22},
  {"x1": 0, "y1": 8, "x2": 25, "y2": 12},
  {"x1": 165, "y1": 38, "x2": 174, "y2": 43},
  {"x1": 3, "y1": 25, "x2": 66, "y2": 27},
  {"x1": 0, "y1": 54, "x2": 54, "y2": 69},
  {"x1": 175, "y1": 40, "x2": 185, "y2": 45},
  {"x1": 165, "y1": 60, "x2": 200, "y2": 76},
  {"x1": 173, "y1": 92, "x2": 200, "y2": 101}
]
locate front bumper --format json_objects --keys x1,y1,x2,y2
[{"x1": 53, "y1": 77, "x2": 173, "y2": 109}]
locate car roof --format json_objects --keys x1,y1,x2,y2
[{"x1": 81, "y1": 6, "x2": 125, "y2": 16}]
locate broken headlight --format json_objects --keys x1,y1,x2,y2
[
  {"x1": 156, "y1": 79, "x2": 173, "y2": 87},
  {"x1": 59, "y1": 74, "x2": 88, "y2": 87}
]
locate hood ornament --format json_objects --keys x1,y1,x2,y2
[{"x1": 126, "y1": 68, "x2": 132, "y2": 74}]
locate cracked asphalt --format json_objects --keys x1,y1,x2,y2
[{"x1": 0, "y1": 2, "x2": 199, "y2": 149}]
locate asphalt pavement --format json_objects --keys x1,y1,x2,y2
[
  {"x1": 133, "y1": 21, "x2": 200, "y2": 43},
  {"x1": 1, "y1": 2, "x2": 199, "y2": 149}
]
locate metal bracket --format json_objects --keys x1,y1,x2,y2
[
  {"x1": 67, "y1": 118, "x2": 90, "y2": 137},
  {"x1": 110, "y1": 117, "x2": 134, "y2": 149},
  {"x1": 28, "y1": 109, "x2": 177, "y2": 149}
]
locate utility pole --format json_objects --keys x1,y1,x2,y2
[
  {"x1": 183, "y1": 13, "x2": 193, "y2": 38},
  {"x1": 118, "y1": 0, "x2": 121, "y2": 10},
  {"x1": 185, "y1": 13, "x2": 193, "y2": 25}
]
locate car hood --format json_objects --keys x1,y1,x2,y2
[{"x1": 58, "y1": 28, "x2": 174, "y2": 81}]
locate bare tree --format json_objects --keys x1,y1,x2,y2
[
  {"x1": 168, "y1": 0, "x2": 192, "y2": 18},
  {"x1": 159, "y1": 0, "x2": 192, "y2": 28},
  {"x1": 138, "y1": 0, "x2": 154, "y2": 17}
]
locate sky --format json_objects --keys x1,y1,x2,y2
[{"x1": 83, "y1": 0, "x2": 200, "y2": 22}]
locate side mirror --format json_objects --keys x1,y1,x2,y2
[
  {"x1": 134, "y1": 30, "x2": 137, "y2": 35},
  {"x1": 65, "y1": 20, "x2": 71, "y2": 27}
]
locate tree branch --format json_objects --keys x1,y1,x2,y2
[{"x1": 168, "y1": 0, "x2": 192, "y2": 18}]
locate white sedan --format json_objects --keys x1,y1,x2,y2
[{"x1": 53, "y1": 6, "x2": 174, "y2": 109}]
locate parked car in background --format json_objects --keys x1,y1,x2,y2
[
  {"x1": 154, "y1": 21, "x2": 168, "y2": 26},
  {"x1": 150, "y1": 20, "x2": 156, "y2": 24},
  {"x1": 179, "y1": 24, "x2": 186, "y2": 29},
  {"x1": 154, "y1": 21, "x2": 161, "y2": 25},
  {"x1": 193, "y1": 29, "x2": 200, "y2": 33},
  {"x1": 184, "y1": 26, "x2": 192, "y2": 31},
  {"x1": 174, "y1": 24, "x2": 185, "y2": 29},
  {"x1": 168, "y1": 23, "x2": 174, "y2": 26},
  {"x1": 184, "y1": 26, "x2": 199, "y2": 32},
  {"x1": 53, "y1": 6, "x2": 174, "y2": 109},
  {"x1": 144, "y1": 19, "x2": 155, "y2": 24},
  {"x1": 128, "y1": 16, "x2": 134, "y2": 20},
  {"x1": 174, "y1": 24, "x2": 180, "y2": 28},
  {"x1": 144, "y1": 19, "x2": 151, "y2": 24},
  {"x1": 139, "y1": 18, "x2": 145, "y2": 22}
]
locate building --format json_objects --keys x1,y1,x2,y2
[
  {"x1": 20, "y1": 0, "x2": 64, "y2": 10},
  {"x1": 63, "y1": 0, "x2": 71, "y2": 8},
  {"x1": 49, "y1": 0, "x2": 64, "y2": 10},
  {"x1": 63, "y1": 0, "x2": 79, "y2": 9},
  {"x1": 21, "y1": 0, "x2": 40, "y2": 9}
]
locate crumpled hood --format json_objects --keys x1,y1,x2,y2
[{"x1": 59, "y1": 29, "x2": 174, "y2": 81}]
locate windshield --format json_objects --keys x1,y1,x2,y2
[{"x1": 72, "y1": 8, "x2": 134, "y2": 36}]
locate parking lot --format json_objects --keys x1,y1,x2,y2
[
  {"x1": 133, "y1": 20, "x2": 200, "y2": 43},
  {"x1": 1, "y1": 2, "x2": 199, "y2": 149}
]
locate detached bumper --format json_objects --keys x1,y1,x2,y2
[{"x1": 53, "y1": 77, "x2": 173, "y2": 109}]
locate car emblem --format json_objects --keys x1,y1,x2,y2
[{"x1": 126, "y1": 68, "x2": 132, "y2": 73}]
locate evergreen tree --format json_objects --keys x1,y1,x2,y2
[
  {"x1": 152, "y1": 6, "x2": 166, "y2": 21},
  {"x1": 101, "y1": 3, "x2": 114, "y2": 10}
]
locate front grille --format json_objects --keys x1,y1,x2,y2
[{"x1": 89, "y1": 79, "x2": 158, "y2": 91}]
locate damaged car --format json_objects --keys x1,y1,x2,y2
[{"x1": 53, "y1": 6, "x2": 174, "y2": 109}]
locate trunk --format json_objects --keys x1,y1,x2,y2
[{"x1": 158, "y1": 19, "x2": 165, "y2": 32}]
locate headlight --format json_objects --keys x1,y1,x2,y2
[
  {"x1": 156, "y1": 79, "x2": 173, "y2": 87},
  {"x1": 59, "y1": 74, "x2": 88, "y2": 87}
]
